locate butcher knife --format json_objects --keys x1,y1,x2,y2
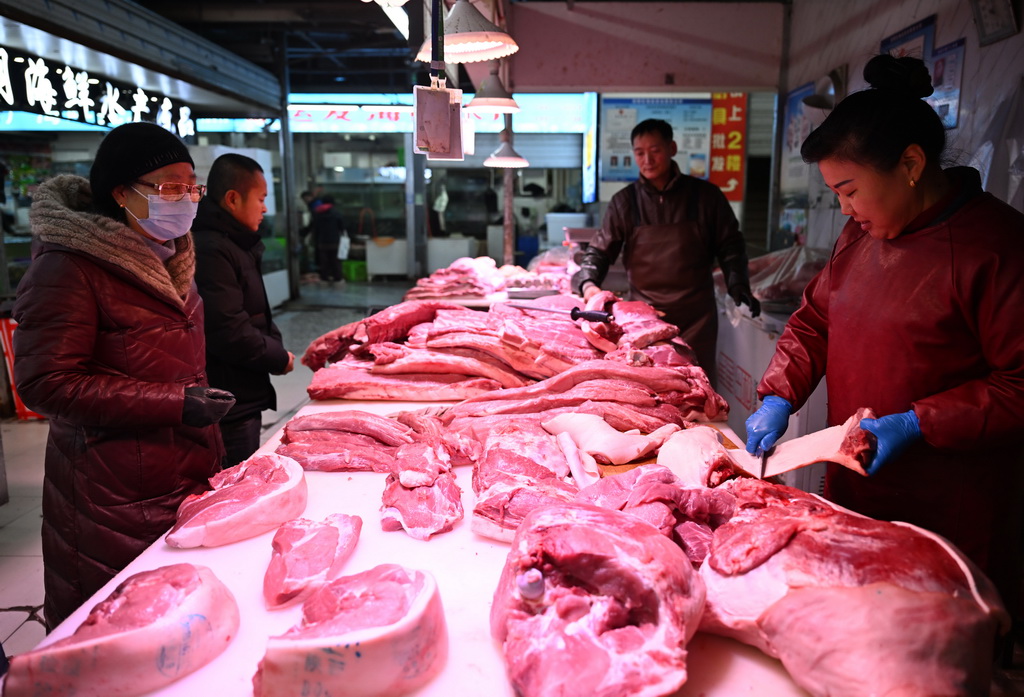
[{"x1": 506, "y1": 302, "x2": 613, "y2": 323}]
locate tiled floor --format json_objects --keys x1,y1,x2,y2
[{"x1": 0, "y1": 280, "x2": 412, "y2": 662}]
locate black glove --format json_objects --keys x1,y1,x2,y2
[
  {"x1": 182, "y1": 386, "x2": 236, "y2": 427},
  {"x1": 729, "y1": 285, "x2": 761, "y2": 318}
]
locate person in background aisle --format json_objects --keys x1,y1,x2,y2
[
  {"x1": 310, "y1": 193, "x2": 347, "y2": 286},
  {"x1": 12, "y1": 122, "x2": 234, "y2": 630},
  {"x1": 744, "y1": 54, "x2": 1024, "y2": 624},
  {"x1": 194, "y1": 154, "x2": 294, "y2": 469},
  {"x1": 572, "y1": 118, "x2": 759, "y2": 384}
]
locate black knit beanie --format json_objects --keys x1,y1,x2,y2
[{"x1": 89, "y1": 122, "x2": 194, "y2": 219}]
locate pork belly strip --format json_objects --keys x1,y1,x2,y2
[
  {"x1": 302, "y1": 300, "x2": 473, "y2": 370},
  {"x1": 307, "y1": 364, "x2": 503, "y2": 401},
  {"x1": 367, "y1": 342, "x2": 531, "y2": 389},
  {"x1": 454, "y1": 359, "x2": 726, "y2": 419},
  {"x1": 283, "y1": 409, "x2": 414, "y2": 445}
]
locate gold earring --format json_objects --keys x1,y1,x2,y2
[{"x1": 909, "y1": 178, "x2": 916, "y2": 188}]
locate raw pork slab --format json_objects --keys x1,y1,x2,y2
[
  {"x1": 254, "y1": 564, "x2": 448, "y2": 697},
  {"x1": 165, "y1": 453, "x2": 308, "y2": 548},
  {"x1": 3, "y1": 564, "x2": 239, "y2": 697},
  {"x1": 263, "y1": 513, "x2": 363, "y2": 609},
  {"x1": 699, "y1": 477, "x2": 1009, "y2": 697},
  {"x1": 730, "y1": 407, "x2": 877, "y2": 479},
  {"x1": 491, "y1": 503, "x2": 705, "y2": 697}
]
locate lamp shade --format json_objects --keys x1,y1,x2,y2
[
  {"x1": 484, "y1": 140, "x2": 529, "y2": 168},
  {"x1": 416, "y1": 0, "x2": 519, "y2": 63},
  {"x1": 802, "y1": 66, "x2": 847, "y2": 109},
  {"x1": 466, "y1": 62, "x2": 519, "y2": 113}
]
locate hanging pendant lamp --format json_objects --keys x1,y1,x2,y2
[
  {"x1": 416, "y1": 0, "x2": 519, "y2": 64},
  {"x1": 484, "y1": 130, "x2": 528, "y2": 168},
  {"x1": 466, "y1": 61, "x2": 519, "y2": 114}
]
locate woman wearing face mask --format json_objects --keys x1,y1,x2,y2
[
  {"x1": 744, "y1": 55, "x2": 1024, "y2": 626},
  {"x1": 12, "y1": 121, "x2": 235, "y2": 630}
]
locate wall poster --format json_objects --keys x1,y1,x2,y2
[{"x1": 927, "y1": 38, "x2": 966, "y2": 129}]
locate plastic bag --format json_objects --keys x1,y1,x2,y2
[{"x1": 337, "y1": 233, "x2": 351, "y2": 260}]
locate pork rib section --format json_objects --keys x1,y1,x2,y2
[
  {"x1": 3, "y1": 564, "x2": 239, "y2": 697},
  {"x1": 165, "y1": 453, "x2": 308, "y2": 548},
  {"x1": 699, "y1": 477, "x2": 1009, "y2": 697},
  {"x1": 254, "y1": 564, "x2": 448, "y2": 697},
  {"x1": 491, "y1": 503, "x2": 705, "y2": 697},
  {"x1": 262, "y1": 513, "x2": 363, "y2": 609}
]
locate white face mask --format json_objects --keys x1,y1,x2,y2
[{"x1": 125, "y1": 188, "x2": 198, "y2": 241}]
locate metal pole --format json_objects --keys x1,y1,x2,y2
[
  {"x1": 277, "y1": 31, "x2": 301, "y2": 301},
  {"x1": 502, "y1": 113, "x2": 515, "y2": 266}
]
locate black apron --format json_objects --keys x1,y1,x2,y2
[{"x1": 623, "y1": 184, "x2": 718, "y2": 376}]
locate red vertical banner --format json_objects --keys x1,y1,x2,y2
[{"x1": 709, "y1": 93, "x2": 748, "y2": 203}]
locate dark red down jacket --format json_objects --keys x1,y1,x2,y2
[
  {"x1": 758, "y1": 168, "x2": 1024, "y2": 617},
  {"x1": 12, "y1": 175, "x2": 223, "y2": 629}
]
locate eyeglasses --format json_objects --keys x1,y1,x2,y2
[{"x1": 134, "y1": 180, "x2": 206, "y2": 202}]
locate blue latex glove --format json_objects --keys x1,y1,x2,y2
[
  {"x1": 745, "y1": 396, "x2": 792, "y2": 455},
  {"x1": 860, "y1": 410, "x2": 922, "y2": 476}
]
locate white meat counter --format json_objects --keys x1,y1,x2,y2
[{"x1": 15, "y1": 400, "x2": 809, "y2": 697}]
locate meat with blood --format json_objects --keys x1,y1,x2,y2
[
  {"x1": 254, "y1": 564, "x2": 448, "y2": 697},
  {"x1": 165, "y1": 454, "x2": 307, "y2": 548},
  {"x1": 263, "y1": 513, "x2": 363, "y2": 609},
  {"x1": 3, "y1": 564, "x2": 239, "y2": 697},
  {"x1": 491, "y1": 503, "x2": 705, "y2": 697}
]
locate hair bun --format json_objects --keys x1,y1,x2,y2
[{"x1": 864, "y1": 54, "x2": 934, "y2": 98}]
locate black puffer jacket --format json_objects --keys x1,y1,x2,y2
[
  {"x1": 193, "y1": 198, "x2": 289, "y2": 422},
  {"x1": 12, "y1": 175, "x2": 222, "y2": 629}
]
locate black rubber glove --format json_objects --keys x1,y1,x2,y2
[
  {"x1": 729, "y1": 285, "x2": 762, "y2": 318},
  {"x1": 182, "y1": 386, "x2": 236, "y2": 427}
]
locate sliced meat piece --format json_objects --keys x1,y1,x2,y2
[
  {"x1": 4, "y1": 564, "x2": 238, "y2": 697},
  {"x1": 284, "y1": 410, "x2": 414, "y2": 446},
  {"x1": 262, "y1": 513, "x2": 363, "y2": 609},
  {"x1": 165, "y1": 454, "x2": 307, "y2": 548},
  {"x1": 380, "y1": 470, "x2": 464, "y2": 540},
  {"x1": 308, "y1": 364, "x2": 503, "y2": 401},
  {"x1": 254, "y1": 565, "x2": 448, "y2": 697},
  {"x1": 611, "y1": 300, "x2": 679, "y2": 348},
  {"x1": 491, "y1": 503, "x2": 705, "y2": 697}
]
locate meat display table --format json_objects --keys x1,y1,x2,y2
[{"x1": 21, "y1": 400, "x2": 809, "y2": 697}]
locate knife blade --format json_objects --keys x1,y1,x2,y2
[
  {"x1": 506, "y1": 302, "x2": 612, "y2": 323},
  {"x1": 759, "y1": 450, "x2": 768, "y2": 479}
]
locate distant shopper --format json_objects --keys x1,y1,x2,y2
[
  {"x1": 13, "y1": 122, "x2": 233, "y2": 629},
  {"x1": 573, "y1": 118, "x2": 759, "y2": 383},
  {"x1": 310, "y1": 194, "x2": 347, "y2": 285},
  {"x1": 194, "y1": 153, "x2": 294, "y2": 468}
]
